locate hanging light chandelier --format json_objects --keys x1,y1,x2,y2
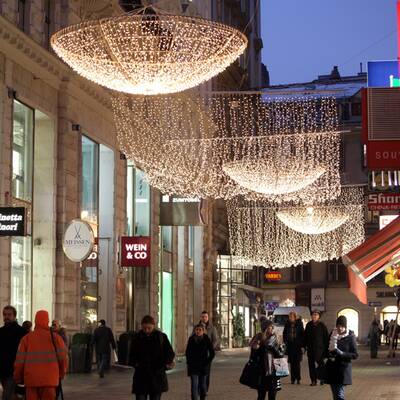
[
  {"x1": 112, "y1": 94, "x2": 340, "y2": 200},
  {"x1": 227, "y1": 187, "x2": 365, "y2": 268},
  {"x1": 51, "y1": 7, "x2": 248, "y2": 95}
]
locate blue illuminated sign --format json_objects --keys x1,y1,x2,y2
[{"x1": 367, "y1": 60, "x2": 400, "y2": 88}]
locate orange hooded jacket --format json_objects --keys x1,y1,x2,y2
[{"x1": 14, "y1": 310, "x2": 68, "y2": 387}]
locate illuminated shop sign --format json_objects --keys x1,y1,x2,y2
[
  {"x1": 120, "y1": 236, "x2": 151, "y2": 267},
  {"x1": 368, "y1": 193, "x2": 400, "y2": 211},
  {"x1": 0, "y1": 207, "x2": 26, "y2": 236},
  {"x1": 264, "y1": 271, "x2": 282, "y2": 282}
]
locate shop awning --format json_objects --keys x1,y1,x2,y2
[{"x1": 343, "y1": 217, "x2": 400, "y2": 304}]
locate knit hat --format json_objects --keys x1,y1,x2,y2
[{"x1": 336, "y1": 315, "x2": 347, "y2": 328}]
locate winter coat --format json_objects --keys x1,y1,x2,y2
[
  {"x1": 92, "y1": 325, "x2": 116, "y2": 354},
  {"x1": 129, "y1": 329, "x2": 175, "y2": 394},
  {"x1": 326, "y1": 331, "x2": 358, "y2": 385},
  {"x1": 369, "y1": 323, "x2": 381, "y2": 350},
  {"x1": 185, "y1": 334, "x2": 215, "y2": 376},
  {"x1": 283, "y1": 319, "x2": 304, "y2": 363},
  {"x1": 200, "y1": 321, "x2": 219, "y2": 350},
  {"x1": 0, "y1": 321, "x2": 27, "y2": 378},
  {"x1": 14, "y1": 310, "x2": 68, "y2": 387},
  {"x1": 304, "y1": 320, "x2": 329, "y2": 361}
]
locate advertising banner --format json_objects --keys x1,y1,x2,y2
[
  {"x1": 121, "y1": 236, "x2": 151, "y2": 267},
  {"x1": 0, "y1": 207, "x2": 26, "y2": 236},
  {"x1": 311, "y1": 288, "x2": 325, "y2": 312},
  {"x1": 368, "y1": 193, "x2": 400, "y2": 210},
  {"x1": 62, "y1": 219, "x2": 95, "y2": 262},
  {"x1": 366, "y1": 140, "x2": 400, "y2": 169}
]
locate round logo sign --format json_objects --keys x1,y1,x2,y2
[{"x1": 62, "y1": 219, "x2": 95, "y2": 262}]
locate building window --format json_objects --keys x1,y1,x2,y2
[
  {"x1": 291, "y1": 263, "x2": 311, "y2": 283},
  {"x1": 18, "y1": 0, "x2": 30, "y2": 32},
  {"x1": 338, "y1": 308, "x2": 359, "y2": 337},
  {"x1": 328, "y1": 259, "x2": 347, "y2": 282},
  {"x1": 11, "y1": 100, "x2": 34, "y2": 323}
]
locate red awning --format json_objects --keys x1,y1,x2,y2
[{"x1": 343, "y1": 217, "x2": 400, "y2": 304}]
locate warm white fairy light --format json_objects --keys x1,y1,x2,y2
[
  {"x1": 51, "y1": 9, "x2": 247, "y2": 95},
  {"x1": 227, "y1": 187, "x2": 365, "y2": 268},
  {"x1": 112, "y1": 94, "x2": 340, "y2": 200}
]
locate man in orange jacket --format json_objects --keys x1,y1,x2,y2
[{"x1": 14, "y1": 310, "x2": 68, "y2": 400}]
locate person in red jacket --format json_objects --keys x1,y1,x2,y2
[{"x1": 14, "y1": 310, "x2": 68, "y2": 400}]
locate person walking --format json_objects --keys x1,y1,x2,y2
[
  {"x1": 92, "y1": 319, "x2": 116, "y2": 378},
  {"x1": 326, "y1": 316, "x2": 358, "y2": 400},
  {"x1": 250, "y1": 320, "x2": 283, "y2": 400},
  {"x1": 185, "y1": 324, "x2": 215, "y2": 400},
  {"x1": 14, "y1": 310, "x2": 68, "y2": 400},
  {"x1": 129, "y1": 315, "x2": 175, "y2": 400},
  {"x1": 304, "y1": 310, "x2": 329, "y2": 386},
  {"x1": 52, "y1": 320, "x2": 68, "y2": 347},
  {"x1": 199, "y1": 311, "x2": 219, "y2": 350},
  {"x1": 0, "y1": 305, "x2": 27, "y2": 400},
  {"x1": 368, "y1": 318, "x2": 381, "y2": 359},
  {"x1": 283, "y1": 311, "x2": 304, "y2": 385}
]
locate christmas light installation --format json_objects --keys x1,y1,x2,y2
[
  {"x1": 112, "y1": 94, "x2": 340, "y2": 200},
  {"x1": 227, "y1": 187, "x2": 365, "y2": 268},
  {"x1": 51, "y1": 7, "x2": 247, "y2": 95}
]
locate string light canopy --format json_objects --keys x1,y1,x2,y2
[
  {"x1": 51, "y1": 6, "x2": 248, "y2": 95},
  {"x1": 112, "y1": 94, "x2": 340, "y2": 200},
  {"x1": 227, "y1": 187, "x2": 365, "y2": 268}
]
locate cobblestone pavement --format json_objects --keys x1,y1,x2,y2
[{"x1": 61, "y1": 347, "x2": 400, "y2": 400}]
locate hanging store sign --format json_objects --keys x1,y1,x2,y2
[
  {"x1": 368, "y1": 193, "x2": 400, "y2": 211},
  {"x1": 120, "y1": 236, "x2": 151, "y2": 267},
  {"x1": 0, "y1": 207, "x2": 26, "y2": 236},
  {"x1": 311, "y1": 288, "x2": 326, "y2": 312},
  {"x1": 366, "y1": 142, "x2": 400, "y2": 169},
  {"x1": 264, "y1": 271, "x2": 282, "y2": 282},
  {"x1": 62, "y1": 219, "x2": 95, "y2": 262}
]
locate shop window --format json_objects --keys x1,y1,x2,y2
[
  {"x1": 337, "y1": 308, "x2": 359, "y2": 337},
  {"x1": 381, "y1": 306, "x2": 400, "y2": 325},
  {"x1": 11, "y1": 100, "x2": 33, "y2": 323},
  {"x1": 328, "y1": 259, "x2": 347, "y2": 282}
]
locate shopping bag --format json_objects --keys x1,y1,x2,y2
[
  {"x1": 273, "y1": 357, "x2": 290, "y2": 377},
  {"x1": 239, "y1": 358, "x2": 262, "y2": 389}
]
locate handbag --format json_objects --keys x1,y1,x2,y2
[
  {"x1": 50, "y1": 330, "x2": 64, "y2": 400},
  {"x1": 239, "y1": 358, "x2": 262, "y2": 389},
  {"x1": 273, "y1": 357, "x2": 290, "y2": 377}
]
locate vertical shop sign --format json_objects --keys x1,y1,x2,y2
[
  {"x1": 121, "y1": 236, "x2": 151, "y2": 267},
  {"x1": 311, "y1": 288, "x2": 326, "y2": 312}
]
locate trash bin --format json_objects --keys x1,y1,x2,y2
[{"x1": 70, "y1": 333, "x2": 93, "y2": 373}]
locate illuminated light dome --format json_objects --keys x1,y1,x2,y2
[
  {"x1": 51, "y1": 9, "x2": 248, "y2": 95},
  {"x1": 276, "y1": 206, "x2": 350, "y2": 235},
  {"x1": 222, "y1": 158, "x2": 326, "y2": 196}
]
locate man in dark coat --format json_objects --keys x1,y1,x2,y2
[
  {"x1": 92, "y1": 319, "x2": 116, "y2": 378},
  {"x1": 326, "y1": 315, "x2": 358, "y2": 399},
  {"x1": 283, "y1": 311, "x2": 304, "y2": 384},
  {"x1": 186, "y1": 324, "x2": 215, "y2": 400},
  {"x1": 0, "y1": 305, "x2": 27, "y2": 400},
  {"x1": 304, "y1": 310, "x2": 329, "y2": 386},
  {"x1": 129, "y1": 315, "x2": 175, "y2": 400}
]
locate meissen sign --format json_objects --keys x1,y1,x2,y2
[
  {"x1": 0, "y1": 207, "x2": 26, "y2": 236},
  {"x1": 62, "y1": 219, "x2": 95, "y2": 262},
  {"x1": 368, "y1": 193, "x2": 400, "y2": 211}
]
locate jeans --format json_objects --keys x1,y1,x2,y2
[
  {"x1": 257, "y1": 388, "x2": 276, "y2": 400},
  {"x1": 190, "y1": 375, "x2": 207, "y2": 400},
  {"x1": 1, "y1": 377, "x2": 16, "y2": 400},
  {"x1": 330, "y1": 384, "x2": 345, "y2": 400},
  {"x1": 97, "y1": 352, "x2": 111, "y2": 377},
  {"x1": 135, "y1": 395, "x2": 161, "y2": 400}
]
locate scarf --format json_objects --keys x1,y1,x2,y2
[{"x1": 329, "y1": 328, "x2": 349, "y2": 352}]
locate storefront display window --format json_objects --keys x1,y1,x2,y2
[
  {"x1": 11, "y1": 100, "x2": 33, "y2": 323},
  {"x1": 81, "y1": 136, "x2": 99, "y2": 331}
]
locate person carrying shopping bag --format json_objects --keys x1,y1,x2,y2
[
  {"x1": 185, "y1": 324, "x2": 215, "y2": 400},
  {"x1": 325, "y1": 316, "x2": 358, "y2": 400},
  {"x1": 245, "y1": 320, "x2": 285, "y2": 400}
]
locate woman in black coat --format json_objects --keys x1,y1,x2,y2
[
  {"x1": 326, "y1": 315, "x2": 358, "y2": 400},
  {"x1": 185, "y1": 324, "x2": 215, "y2": 400},
  {"x1": 250, "y1": 320, "x2": 284, "y2": 400},
  {"x1": 283, "y1": 312, "x2": 304, "y2": 384},
  {"x1": 129, "y1": 315, "x2": 175, "y2": 400}
]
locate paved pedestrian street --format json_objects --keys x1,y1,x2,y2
[{"x1": 62, "y1": 347, "x2": 400, "y2": 400}]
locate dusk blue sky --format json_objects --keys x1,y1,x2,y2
[{"x1": 261, "y1": 0, "x2": 398, "y2": 85}]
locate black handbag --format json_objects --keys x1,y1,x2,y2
[{"x1": 239, "y1": 358, "x2": 261, "y2": 389}]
